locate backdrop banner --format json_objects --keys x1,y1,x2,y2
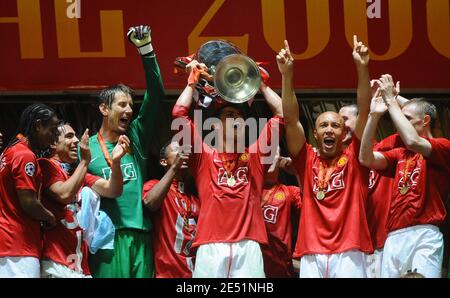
[{"x1": 1, "y1": 0, "x2": 450, "y2": 92}]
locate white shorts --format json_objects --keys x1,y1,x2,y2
[
  {"x1": 0, "y1": 256, "x2": 40, "y2": 278},
  {"x1": 41, "y1": 260, "x2": 92, "y2": 278},
  {"x1": 299, "y1": 249, "x2": 367, "y2": 278},
  {"x1": 193, "y1": 240, "x2": 265, "y2": 278},
  {"x1": 381, "y1": 224, "x2": 443, "y2": 278},
  {"x1": 366, "y1": 248, "x2": 383, "y2": 278}
]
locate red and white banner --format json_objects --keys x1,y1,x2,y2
[{"x1": 0, "y1": 0, "x2": 449, "y2": 92}]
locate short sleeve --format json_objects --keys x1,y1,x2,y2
[
  {"x1": 142, "y1": 179, "x2": 160, "y2": 201},
  {"x1": 374, "y1": 133, "x2": 402, "y2": 152},
  {"x1": 347, "y1": 136, "x2": 361, "y2": 158},
  {"x1": 38, "y1": 158, "x2": 65, "y2": 188},
  {"x1": 253, "y1": 116, "x2": 285, "y2": 172},
  {"x1": 12, "y1": 151, "x2": 39, "y2": 191},
  {"x1": 380, "y1": 148, "x2": 402, "y2": 170},
  {"x1": 287, "y1": 185, "x2": 302, "y2": 209},
  {"x1": 172, "y1": 104, "x2": 203, "y2": 173},
  {"x1": 84, "y1": 173, "x2": 101, "y2": 188},
  {"x1": 292, "y1": 142, "x2": 310, "y2": 180},
  {"x1": 427, "y1": 138, "x2": 450, "y2": 172}
]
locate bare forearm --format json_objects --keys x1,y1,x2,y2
[
  {"x1": 282, "y1": 74, "x2": 305, "y2": 157},
  {"x1": 261, "y1": 85, "x2": 282, "y2": 117},
  {"x1": 18, "y1": 191, "x2": 54, "y2": 222},
  {"x1": 50, "y1": 160, "x2": 88, "y2": 204},
  {"x1": 95, "y1": 160, "x2": 124, "y2": 198},
  {"x1": 354, "y1": 66, "x2": 371, "y2": 139},
  {"x1": 359, "y1": 114, "x2": 380, "y2": 167},
  {"x1": 176, "y1": 85, "x2": 195, "y2": 108},
  {"x1": 356, "y1": 66, "x2": 371, "y2": 114},
  {"x1": 396, "y1": 95, "x2": 409, "y2": 107},
  {"x1": 281, "y1": 74, "x2": 299, "y2": 124},
  {"x1": 388, "y1": 101, "x2": 420, "y2": 146},
  {"x1": 143, "y1": 168, "x2": 177, "y2": 211}
]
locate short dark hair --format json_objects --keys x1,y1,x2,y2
[
  {"x1": 99, "y1": 83, "x2": 134, "y2": 107},
  {"x1": 213, "y1": 102, "x2": 249, "y2": 119},
  {"x1": 403, "y1": 98, "x2": 437, "y2": 129},
  {"x1": 159, "y1": 140, "x2": 173, "y2": 160}
]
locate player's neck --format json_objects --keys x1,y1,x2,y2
[
  {"x1": 264, "y1": 179, "x2": 278, "y2": 188},
  {"x1": 25, "y1": 137, "x2": 39, "y2": 153},
  {"x1": 99, "y1": 125, "x2": 120, "y2": 143},
  {"x1": 174, "y1": 172, "x2": 184, "y2": 182},
  {"x1": 420, "y1": 128, "x2": 433, "y2": 139},
  {"x1": 51, "y1": 153, "x2": 73, "y2": 164},
  {"x1": 50, "y1": 153, "x2": 62, "y2": 163}
]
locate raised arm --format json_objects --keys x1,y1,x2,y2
[
  {"x1": 91, "y1": 135, "x2": 129, "y2": 198},
  {"x1": 174, "y1": 60, "x2": 209, "y2": 110},
  {"x1": 277, "y1": 40, "x2": 305, "y2": 158},
  {"x1": 359, "y1": 95, "x2": 389, "y2": 170},
  {"x1": 377, "y1": 75, "x2": 432, "y2": 157},
  {"x1": 260, "y1": 83, "x2": 282, "y2": 117},
  {"x1": 127, "y1": 25, "x2": 165, "y2": 152},
  {"x1": 143, "y1": 150, "x2": 190, "y2": 212},
  {"x1": 47, "y1": 129, "x2": 91, "y2": 204},
  {"x1": 353, "y1": 35, "x2": 371, "y2": 140},
  {"x1": 371, "y1": 79, "x2": 409, "y2": 107}
]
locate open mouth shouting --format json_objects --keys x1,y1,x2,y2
[
  {"x1": 323, "y1": 136, "x2": 336, "y2": 150},
  {"x1": 119, "y1": 116, "x2": 131, "y2": 129}
]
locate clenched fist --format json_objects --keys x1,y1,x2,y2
[{"x1": 127, "y1": 25, "x2": 153, "y2": 56}]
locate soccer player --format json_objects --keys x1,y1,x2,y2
[
  {"x1": 86, "y1": 25, "x2": 164, "y2": 278},
  {"x1": 279, "y1": 36, "x2": 373, "y2": 278},
  {"x1": 339, "y1": 104, "x2": 359, "y2": 147},
  {"x1": 39, "y1": 123, "x2": 129, "y2": 278},
  {"x1": 339, "y1": 83, "x2": 407, "y2": 278},
  {"x1": 142, "y1": 141, "x2": 199, "y2": 278},
  {"x1": 260, "y1": 147, "x2": 301, "y2": 278},
  {"x1": 359, "y1": 74, "x2": 450, "y2": 278},
  {"x1": 0, "y1": 104, "x2": 59, "y2": 278},
  {"x1": 172, "y1": 60, "x2": 283, "y2": 278}
]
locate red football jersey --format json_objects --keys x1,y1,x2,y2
[
  {"x1": 381, "y1": 138, "x2": 450, "y2": 232},
  {"x1": 39, "y1": 158, "x2": 100, "y2": 275},
  {"x1": 143, "y1": 179, "x2": 199, "y2": 278},
  {"x1": 0, "y1": 140, "x2": 43, "y2": 258},
  {"x1": 172, "y1": 105, "x2": 284, "y2": 248},
  {"x1": 292, "y1": 138, "x2": 373, "y2": 257},
  {"x1": 260, "y1": 184, "x2": 301, "y2": 278},
  {"x1": 366, "y1": 134, "x2": 402, "y2": 249}
]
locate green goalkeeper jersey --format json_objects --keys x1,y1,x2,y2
[{"x1": 87, "y1": 54, "x2": 164, "y2": 231}]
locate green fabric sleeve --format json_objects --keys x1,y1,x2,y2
[{"x1": 129, "y1": 54, "x2": 166, "y2": 159}]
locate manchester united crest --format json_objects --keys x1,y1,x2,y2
[
  {"x1": 239, "y1": 153, "x2": 249, "y2": 162},
  {"x1": 274, "y1": 192, "x2": 285, "y2": 201},
  {"x1": 337, "y1": 156, "x2": 348, "y2": 167}
]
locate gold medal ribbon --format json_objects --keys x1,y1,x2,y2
[
  {"x1": 400, "y1": 154, "x2": 420, "y2": 194},
  {"x1": 317, "y1": 156, "x2": 340, "y2": 194}
]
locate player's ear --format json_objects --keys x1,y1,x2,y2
[
  {"x1": 160, "y1": 158, "x2": 167, "y2": 167},
  {"x1": 313, "y1": 128, "x2": 319, "y2": 141},
  {"x1": 99, "y1": 103, "x2": 109, "y2": 117},
  {"x1": 423, "y1": 114, "x2": 431, "y2": 128}
]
